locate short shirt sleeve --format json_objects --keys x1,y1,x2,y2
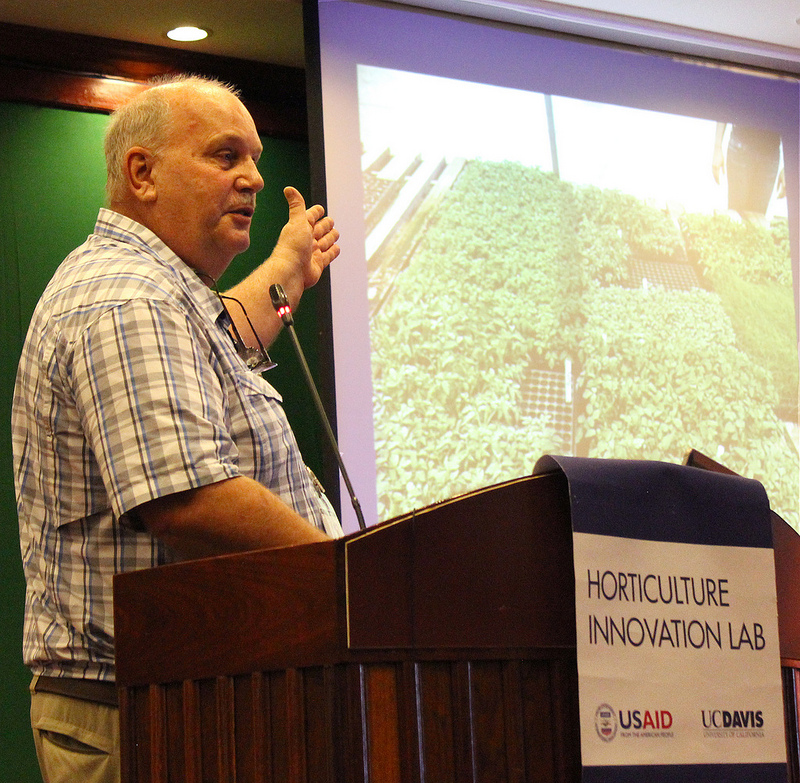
[{"x1": 70, "y1": 297, "x2": 239, "y2": 518}]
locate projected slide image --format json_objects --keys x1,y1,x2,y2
[{"x1": 359, "y1": 66, "x2": 799, "y2": 527}]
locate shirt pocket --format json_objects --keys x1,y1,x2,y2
[
  {"x1": 233, "y1": 367, "x2": 282, "y2": 397},
  {"x1": 224, "y1": 369, "x2": 295, "y2": 484}
]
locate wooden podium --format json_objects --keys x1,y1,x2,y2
[{"x1": 113, "y1": 469, "x2": 800, "y2": 783}]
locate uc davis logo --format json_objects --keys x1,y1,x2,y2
[
  {"x1": 701, "y1": 708, "x2": 764, "y2": 738},
  {"x1": 595, "y1": 704, "x2": 618, "y2": 742}
]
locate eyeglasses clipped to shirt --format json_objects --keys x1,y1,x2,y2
[{"x1": 197, "y1": 272, "x2": 276, "y2": 374}]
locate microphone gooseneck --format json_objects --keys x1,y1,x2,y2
[{"x1": 269, "y1": 284, "x2": 366, "y2": 531}]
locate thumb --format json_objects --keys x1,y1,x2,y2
[{"x1": 283, "y1": 186, "x2": 306, "y2": 216}]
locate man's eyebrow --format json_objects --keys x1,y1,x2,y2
[{"x1": 208, "y1": 132, "x2": 262, "y2": 157}]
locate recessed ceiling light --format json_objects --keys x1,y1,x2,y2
[{"x1": 166, "y1": 26, "x2": 210, "y2": 42}]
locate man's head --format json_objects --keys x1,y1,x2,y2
[{"x1": 105, "y1": 75, "x2": 264, "y2": 280}]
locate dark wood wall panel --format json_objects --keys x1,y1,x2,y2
[{"x1": 0, "y1": 22, "x2": 307, "y2": 137}]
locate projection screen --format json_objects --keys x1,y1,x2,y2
[{"x1": 304, "y1": 0, "x2": 800, "y2": 532}]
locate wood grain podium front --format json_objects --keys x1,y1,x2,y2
[
  {"x1": 113, "y1": 472, "x2": 580, "y2": 782},
  {"x1": 113, "y1": 469, "x2": 800, "y2": 782}
]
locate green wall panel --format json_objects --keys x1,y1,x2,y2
[
  {"x1": 0, "y1": 101, "x2": 316, "y2": 781},
  {"x1": 0, "y1": 102, "x2": 108, "y2": 783}
]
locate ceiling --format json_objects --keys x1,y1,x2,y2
[{"x1": 1, "y1": 0, "x2": 800, "y2": 72}]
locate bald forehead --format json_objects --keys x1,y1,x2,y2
[
  {"x1": 147, "y1": 82, "x2": 264, "y2": 170},
  {"x1": 159, "y1": 80, "x2": 240, "y2": 109},
  {"x1": 161, "y1": 83, "x2": 254, "y2": 136}
]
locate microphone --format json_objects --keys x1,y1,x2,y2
[{"x1": 269, "y1": 283, "x2": 366, "y2": 531}]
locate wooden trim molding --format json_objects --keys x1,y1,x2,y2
[
  {"x1": 0, "y1": 22, "x2": 308, "y2": 138},
  {"x1": 0, "y1": 64, "x2": 146, "y2": 114}
]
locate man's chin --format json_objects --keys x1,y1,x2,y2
[
  {"x1": 193, "y1": 239, "x2": 251, "y2": 280},
  {"x1": 219, "y1": 228, "x2": 252, "y2": 259}
]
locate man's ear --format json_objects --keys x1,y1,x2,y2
[{"x1": 125, "y1": 147, "x2": 158, "y2": 203}]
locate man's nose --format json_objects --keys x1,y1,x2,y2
[{"x1": 238, "y1": 158, "x2": 264, "y2": 193}]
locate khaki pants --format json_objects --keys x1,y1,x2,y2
[{"x1": 30, "y1": 683, "x2": 120, "y2": 783}]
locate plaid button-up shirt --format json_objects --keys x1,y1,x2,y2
[{"x1": 13, "y1": 209, "x2": 340, "y2": 682}]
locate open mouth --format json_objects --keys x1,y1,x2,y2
[{"x1": 229, "y1": 205, "x2": 254, "y2": 218}]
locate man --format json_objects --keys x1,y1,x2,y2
[{"x1": 12, "y1": 75, "x2": 342, "y2": 783}]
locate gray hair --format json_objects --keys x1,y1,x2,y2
[{"x1": 104, "y1": 74, "x2": 241, "y2": 204}]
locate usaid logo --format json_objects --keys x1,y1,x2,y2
[
  {"x1": 595, "y1": 704, "x2": 618, "y2": 742},
  {"x1": 595, "y1": 704, "x2": 676, "y2": 741},
  {"x1": 620, "y1": 709, "x2": 673, "y2": 731}
]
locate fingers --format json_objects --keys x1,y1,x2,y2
[
  {"x1": 302, "y1": 198, "x2": 338, "y2": 249},
  {"x1": 328, "y1": 243, "x2": 341, "y2": 265},
  {"x1": 306, "y1": 204, "x2": 327, "y2": 227},
  {"x1": 313, "y1": 215, "x2": 337, "y2": 240},
  {"x1": 315, "y1": 244, "x2": 341, "y2": 276},
  {"x1": 322, "y1": 229, "x2": 341, "y2": 252}
]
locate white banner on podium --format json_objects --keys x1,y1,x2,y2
[
  {"x1": 574, "y1": 533, "x2": 785, "y2": 770},
  {"x1": 535, "y1": 454, "x2": 788, "y2": 783}
]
